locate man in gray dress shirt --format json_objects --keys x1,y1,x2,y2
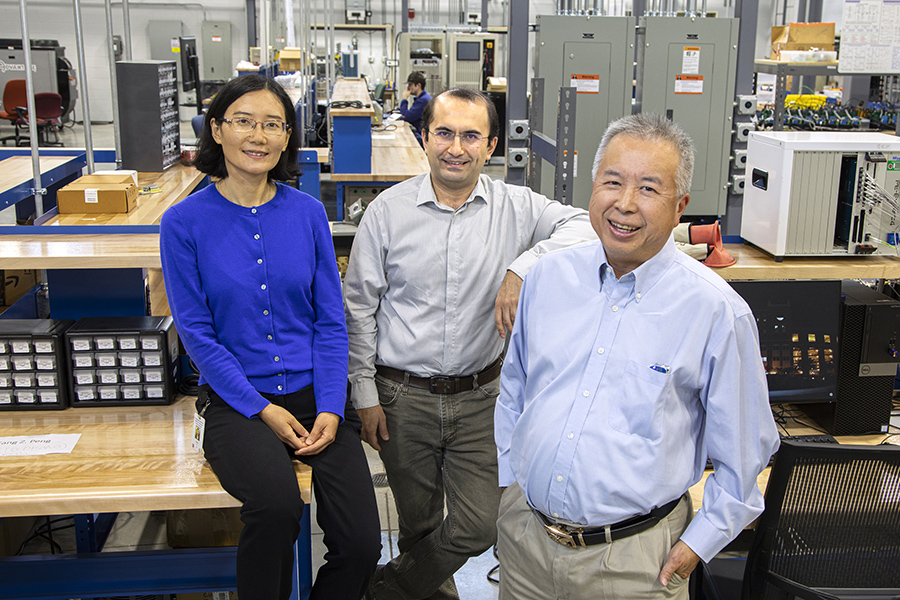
[{"x1": 343, "y1": 87, "x2": 595, "y2": 600}]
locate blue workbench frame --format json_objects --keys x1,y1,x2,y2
[{"x1": 332, "y1": 115, "x2": 372, "y2": 174}]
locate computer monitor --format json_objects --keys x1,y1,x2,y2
[
  {"x1": 728, "y1": 279, "x2": 841, "y2": 404},
  {"x1": 179, "y1": 36, "x2": 199, "y2": 93},
  {"x1": 456, "y1": 41, "x2": 481, "y2": 61}
]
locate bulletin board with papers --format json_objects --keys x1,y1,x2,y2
[{"x1": 839, "y1": 0, "x2": 900, "y2": 73}]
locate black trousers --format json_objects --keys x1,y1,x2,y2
[{"x1": 201, "y1": 384, "x2": 381, "y2": 600}]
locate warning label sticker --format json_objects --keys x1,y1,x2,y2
[
  {"x1": 675, "y1": 74, "x2": 703, "y2": 95},
  {"x1": 570, "y1": 74, "x2": 600, "y2": 94}
]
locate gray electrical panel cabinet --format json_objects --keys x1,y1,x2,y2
[
  {"x1": 148, "y1": 21, "x2": 184, "y2": 82},
  {"x1": 201, "y1": 21, "x2": 232, "y2": 80},
  {"x1": 533, "y1": 15, "x2": 635, "y2": 210},
  {"x1": 270, "y1": 0, "x2": 288, "y2": 52},
  {"x1": 639, "y1": 16, "x2": 739, "y2": 216}
]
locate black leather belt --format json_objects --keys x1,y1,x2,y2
[
  {"x1": 375, "y1": 357, "x2": 503, "y2": 395},
  {"x1": 533, "y1": 496, "x2": 683, "y2": 548}
]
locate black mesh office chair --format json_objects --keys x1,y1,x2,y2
[{"x1": 700, "y1": 439, "x2": 900, "y2": 600}]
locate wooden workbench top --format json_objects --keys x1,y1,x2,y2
[
  {"x1": 0, "y1": 234, "x2": 162, "y2": 269},
  {"x1": 0, "y1": 395, "x2": 312, "y2": 518},
  {"x1": 330, "y1": 122, "x2": 429, "y2": 182},
  {"x1": 718, "y1": 243, "x2": 900, "y2": 280},
  {"x1": 0, "y1": 224, "x2": 354, "y2": 270},
  {"x1": 330, "y1": 78, "x2": 376, "y2": 117},
  {"x1": 40, "y1": 164, "x2": 205, "y2": 227},
  {"x1": 0, "y1": 156, "x2": 78, "y2": 195}
]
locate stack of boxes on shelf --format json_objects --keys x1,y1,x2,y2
[{"x1": 0, "y1": 317, "x2": 179, "y2": 411}]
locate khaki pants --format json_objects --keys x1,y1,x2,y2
[{"x1": 497, "y1": 483, "x2": 693, "y2": 600}]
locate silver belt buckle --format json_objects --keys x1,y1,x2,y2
[{"x1": 544, "y1": 523, "x2": 583, "y2": 548}]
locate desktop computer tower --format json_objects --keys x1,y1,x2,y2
[{"x1": 805, "y1": 280, "x2": 899, "y2": 435}]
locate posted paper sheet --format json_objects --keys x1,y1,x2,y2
[{"x1": 0, "y1": 434, "x2": 82, "y2": 457}]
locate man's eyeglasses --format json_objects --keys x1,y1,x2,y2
[
  {"x1": 220, "y1": 117, "x2": 290, "y2": 136},
  {"x1": 427, "y1": 129, "x2": 486, "y2": 148}
]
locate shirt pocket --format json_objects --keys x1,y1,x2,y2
[{"x1": 608, "y1": 359, "x2": 671, "y2": 442}]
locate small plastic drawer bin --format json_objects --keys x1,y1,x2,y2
[
  {"x1": 0, "y1": 319, "x2": 75, "y2": 411},
  {"x1": 65, "y1": 316, "x2": 178, "y2": 407}
]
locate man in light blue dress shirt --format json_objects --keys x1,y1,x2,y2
[{"x1": 494, "y1": 113, "x2": 780, "y2": 599}]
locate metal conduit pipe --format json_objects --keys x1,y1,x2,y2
[
  {"x1": 104, "y1": 0, "x2": 122, "y2": 167},
  {"x1": 19, "y1": 0, "x2": 45, "y2": 216},
  {"x1": 73, "y1": 0, "x2": 95, "y2": 173},
  {"x1": 121, "y1": 0, "x2": 133, "y2": 59}
]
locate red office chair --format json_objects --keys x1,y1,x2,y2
[
  {"x1": 0, "y1": 79, "x2": 27, "y2": 146},
  {"x1": 15, "y1": 92, "x2": 64, "y2": 147}
]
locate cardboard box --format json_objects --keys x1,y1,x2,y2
[
  {"x1": 56, "y1": 181, "x2": 138, "y2": 214},
  {"x1": 486, "y1": 77, "x2": 507, "y2": 92},
  {"x1": 91, "y1": 169, "x2": 139, "y2": 186},
  {"x1": 772, "y1": 22, "x2": 835, "y2": 58},
  {"x1": 279, "y1": 47, "x2": 303, "y2": 72},
  {"x1": 177, "y1": 592, "x2": 238, "y2": 600},
  {"x1": 166, "y1": 507, "x2": 244, "y2": 548},
  {"x1": 72, "y1": 173, "x2": 137, "y2": 186},
  {"x1": 1, "y1": 269, "x2": 41, "y2": 306}
]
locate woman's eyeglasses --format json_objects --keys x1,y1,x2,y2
[{"x1": 220, "y1": 117, "x2": 289, "y2": 136}]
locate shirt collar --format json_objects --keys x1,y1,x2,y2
[
  {"x1": 416, "y1": 174, "x2": 489, "y2": 210},
  {"x1": 597, "y1": 235, "x2": 678, "y2": 302}
]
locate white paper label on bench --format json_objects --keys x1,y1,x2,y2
[
  {"x1": 0, "y1": 434, "x2": 81, "y2": 456},
  {"x1": 85, "y1": 188, "x2": 99, "y2": 203}
]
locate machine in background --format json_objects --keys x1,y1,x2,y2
[
  {"x1": 398, "y1": 30, "x2": 498, "y2": 94},
  {"x1": 398, "y1": 32, "x2": 445, "y2": 94},
  {"x1": 741, "y1": 131, "x2": 900, "y2": 260},
  {"x1": 0, "y1": 39, "x2": 77, "y2": 124},
  {"x1": 446, "y1": 31, "x2": 497, "y2": 91}
]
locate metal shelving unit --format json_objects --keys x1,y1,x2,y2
[{"x1": 755, "y1": 60, "x2": 840, "y2": 131}]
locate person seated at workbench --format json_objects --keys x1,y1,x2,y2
[
  {"x1": 398, "y1": 70, "x2": 432, "y2": 145},
  {"x1": 159, "y1": 74, "x2": 380, "y2": 600}
]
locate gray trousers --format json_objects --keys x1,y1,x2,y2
[
  {"x1": 368, "y1": 373, "x2": 502, "y2": 600},
  {"x1": 498, "y1": 483, "x2": 693, "y2": 600}
]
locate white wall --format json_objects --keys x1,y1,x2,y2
[{"x1": 0, "y1": 0, "x2": 828, "y2": 122}]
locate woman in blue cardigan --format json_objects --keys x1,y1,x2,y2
[{"x1": 160, "y1": 75, "x2": 380, "y2": 600}]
